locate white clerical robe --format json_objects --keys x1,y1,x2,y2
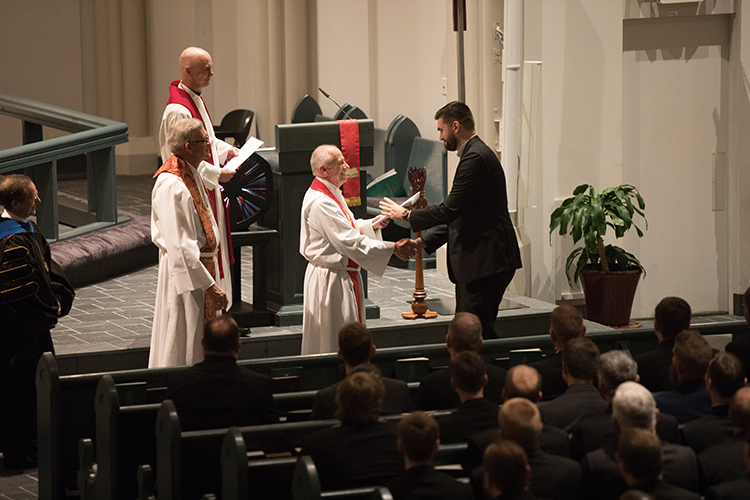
[
  {"x1": 299, "y1": 178, "x2": 395, "y2": 355},
  {"x1": 159, "y1": 81, "x2": 233, "y2": 309},
  {"x1": 149, "y1": 162, "x2": 221, "y2": 368}
]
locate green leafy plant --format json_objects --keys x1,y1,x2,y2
[{"x1": 550, "y1": 184, "x2": 647, "y2": 286}]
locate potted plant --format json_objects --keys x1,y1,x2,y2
[{"x1": 549, "y1": 184, "x2": 647, "y2": 327}]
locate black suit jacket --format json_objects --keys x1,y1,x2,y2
[
  {"x1": 469, "y1": 447, "x2": 580, "y2": 500},
  {"x1": 726, "y1": 332, "x2": 750, "y2": 375},
  {"x1": 634, "y1": 339, "x2": 676, "y2": 393},
  {"x1": 310, "y1": 376, "x2": 412, "y2": 420},
  {"x1": 301, "y1": 421, "x2": 403, "y2": 490},
  {"x1": 465, "y1": 424, "x2": 571, "y2": 472},
  {"x1": 409, "y1": 135, "x2": 521, "y2": 284},
  {"x1": 581, "y1": 440, "x2": 698, "y2": 499},
  {"x1": 530, "y1": 352, "x2": 566, "y2": 401},
  {"x1": 416, "y1": 363, "x2": 507, "y2": 410},
  {"x1": 680, "y1": 405, "x2": 734, "y2": 453},
  {"x1": 166, "y1": 356, "x2": 280, "y2": 431},
  {"x1": 437, "y1": 397, "x2": 499, "y2": 444},
  {"x1": 538, "y1": 383, "x2": 608, "y2": 433},
  {"x1": 629, "y1": 479, "x2": 700, "y2": 500},
  {"x1": 706, "y1": 474, "x2": 750, "y2": 500},
  {"x1": 385, "y1": 465, "x2": 474, "y2": 500},
  {"x1": 698, "y1": 435, "x2": 746, "y2": 492},
  {"x1": 571, "y1": 405, "x2": 680, "y2": 460}
]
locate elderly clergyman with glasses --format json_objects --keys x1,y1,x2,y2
[{"x1": 150, "y1": 117, "x2": 229, "y2": 368}]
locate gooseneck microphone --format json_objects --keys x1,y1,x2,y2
[{"x1": 318, "y1": 88, "x2": 354, "y2": 120}]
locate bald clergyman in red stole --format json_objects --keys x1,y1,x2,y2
[
  {"x1": 150, "y1": 118, "x2": 229, "y2": 368},
  {"x1": 299, "y1": 145, "x2": 417, "y2": 355}
]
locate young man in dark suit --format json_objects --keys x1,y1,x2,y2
[
  {"x1": 301, "y1": 370, "x2": 403, "y2": 490},
  {"x1": 166, "y1": 315, "x2": 279, "y2": 431},
  {"x1": 681, "y1": 351, "x2": 746, "y2": 453},
  {"x1": 436, "y1": 351, "x2": 499, "y2": 443},
  {"x1": 634, "y1": 297, "x2": 691, "y2": 392},
  {"x1": 530, "y1": 305, "x2": 586, "y2": 400},
  {"x1": 537, "y1": 337, "x2": 608, "y2": 433},
  {"x1": 310, "y1": 322, "x2": 411, "y2": 419},
  {"x1": 385, "y1": 411, "x2": 474, "y2": 500},
  {"x1": 380, "y1": 101, "x2": 522, "y2": 340},
  {"x1": 417, "y1": 312, "x2": 507, "y2": 410},
  {"x1": 483, "y1": 440, "x2": 537, "y2": 500},
  {"x1": 617, "y1": 428, "x2": 700, "y2": 500}
]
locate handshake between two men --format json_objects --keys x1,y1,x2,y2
[{"x1": 374, "y1": 196, "x2": 428, "y2": 262}]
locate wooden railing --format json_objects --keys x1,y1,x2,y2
[{"x1": 0, "y1": 94, "x2": 128, "y2": 240}]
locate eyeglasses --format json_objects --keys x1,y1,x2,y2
[{"x1": 190, "y1": 138, "x2": 211, "y2": 145}]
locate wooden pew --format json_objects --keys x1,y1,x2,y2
[{"x1": 291, "y1": 455, "x2": 393, "y2": 500}]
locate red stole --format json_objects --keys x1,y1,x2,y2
[
  {"x1": 154, "y1": 156, "x2": 220, "y2": 324},
  {"x1": 309, "y1": 178, "x2": 363, "y2": 323},
  {"x1": 338, "y1": 119, "x2": 361, "y2": 208},
  {"x1": 166, "y1": 80, "x2": 234, "y2": 273}
]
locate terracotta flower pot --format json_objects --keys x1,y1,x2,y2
[{"x1": 580, "y1": 268, "x2": 642, "y2": 327}]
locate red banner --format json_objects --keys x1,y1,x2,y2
[{"x1": 338, "y1": 119, "x2": 361, "y2": 207}]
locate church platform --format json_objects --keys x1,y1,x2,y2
[{"x1": 48, "y1": 175, "x2": 748, "y2": 375}]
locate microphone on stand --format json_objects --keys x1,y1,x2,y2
[{"x1": 318, "y1": 88, "x2": 354, "y2": 120}]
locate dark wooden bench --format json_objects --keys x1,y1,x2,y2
[{"x1": 291, "y1": 455, "x2": 393, "y2": 500}]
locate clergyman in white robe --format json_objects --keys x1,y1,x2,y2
[
  {"x1": 300, "y1": 178, "x2": 396, "y2": 354},
  {"x1": 159, "y1": 76, "x2": 235, "y2": 311},
  {"x1": 149, "y1": 159, "x2": 221, "y2": 367}
]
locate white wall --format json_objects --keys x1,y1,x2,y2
[{"x1": 0, "y1": 0, "x2": 84, "y2": 149}]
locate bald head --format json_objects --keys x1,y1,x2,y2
[
  {"x1": 310, "y1": 145, "x2": 349, "y2": 188},
  {"x1": 179, "y1": 47, "x2": 214, "y2": 93},
  {"x1": 504, "y1": 365, "x2": 543, "y2": 402}
]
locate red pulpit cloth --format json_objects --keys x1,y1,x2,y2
[{"x1": 338, "y1": 119, "x2": 361, "y2": 207}]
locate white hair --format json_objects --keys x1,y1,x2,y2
[
  {"x1": 167, "y1": 118, "x2": 204, "y2": 154},
  {"x1": 612, "y1": 381, "x2": 656, "y2": 432}
]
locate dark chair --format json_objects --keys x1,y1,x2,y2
[{"x1": 214, "y1": 109, "x2": 254, "y2": 147}]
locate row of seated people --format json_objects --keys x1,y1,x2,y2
[{"x1": 167, "y1": 293, "x2": 750, "y2": 500}]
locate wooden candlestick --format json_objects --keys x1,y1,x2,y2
[{"x1": 403, "y1": 168, "x2": 437, "y2": 320}]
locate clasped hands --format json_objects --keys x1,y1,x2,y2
[{"x1": 393, "y1": 237, "x2": 426, "y2": 261}]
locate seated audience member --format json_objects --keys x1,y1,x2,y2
[
  {"x1": 301, "y1": 370, "x2": 403, "y2": 489},
  {"x1": 581, "y1": 382, "x2": 698, "y2": 499},
  {"x1": 385, "y1": 411, "x2": 474, "y2": 500},
  {"x1": 681, "y1": 351, "x2": 746, "y2": 453},
  {"x1": 310, "y1": 322, "x2": 411, "y2": 419},
  {"x1": 725, "y1": 285, "x2": 750, "y2": 374},
  {"x1": 530, "y1": 305, "x2": 586, "y2": 400},
  {"x1": 483, "y1": 440, "x2": 537, "y2": 500},
  {"x1": 538, "y1": 337, "x2": 607, "y2": 432},
  {"x1": 417, "y1": 312, "x2": 507, "y2": 410},
  {"x1": 704, "y1": 428, "x2": 750, "y2": 499},
  {"x1": 503, "y1": 364, "x2": 571, "y2": 456},
  {"x1": 166, "y1": 315, "x2": 279, "y2": 431},
  {"x1": 572, "y1": 350, "x2": 679, "y2": 460},
  {"x1": 634, "y1": 297, "x2": 691, "y2": 392},
  {"x1": 654, "y1": 330, "x2": 713, "y2": 424},
  {"x1": 498, "y1": 398, "x2": 581, "y2": 500},
  {"x1": 436, "y1": 351, "x2": 499, "y2": 443},
  {"x1": 617, "y1": 428, "x2": 700, "y2": 500},
  {"x1": 698, "y1": 386, "x2": 750, "y2": 492}
]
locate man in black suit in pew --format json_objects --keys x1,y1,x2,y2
[
  {"x1": 310, "y1": 322, "x2": 411, "y2": 419},
  {"x1": 385, "y1": 411, "x2": 474, "y2": 500},
  {"x1": 571, "y1": 350, "x2": 680, "y2": 460},
  {"x1": 166, "y1": 315, "x2": 279, "y2": 431},
  {"x1": 435, "y1": 352, "x2": 500, "y2": 444},
  {"x1": 301, "y1": 370, "x2": 403, "y2": 490},
  {"x1": 530, "y1": 305, "x2": 587, "y2": 401},
  {"x1": 417, "y1": 312, "x2": 507, "y2": 410},
  {"x1": 581, "y1": 381, "x2": 698, "y2": 499},
  {"x1": 725, "y1": 285, "x2": 750, "y2": 375},
  {"x1": 681, "y1": 351, "x2": 746, "y2": 453}
]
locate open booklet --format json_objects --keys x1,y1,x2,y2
[{"x1": 223, "y1": 136, "x2": 264, "y2": 172}]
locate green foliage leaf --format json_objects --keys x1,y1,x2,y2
[{"x1": 573, "y1": 184, "x2": 590, "y2": 196}]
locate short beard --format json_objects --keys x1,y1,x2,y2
[{"x1": 443, "y1": 136, "x2": 458, "y2": 151}]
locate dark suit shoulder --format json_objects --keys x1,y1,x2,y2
[{"x1": 385, "y1": 466, "x2": 474, "y2": 500}]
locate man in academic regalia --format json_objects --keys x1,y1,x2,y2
[
  {"x1": 0, "y1": 174, "x2": 74, "y2": 469},
  {"x1": 159, "y1": 46, "x2": 238, "y2": 317},
  {"x1": 149, "y1": 118, "x2": 229, "y2": 368},
  {"x1": 299, "y1": 145, "x2": 416, "y2": 355}
]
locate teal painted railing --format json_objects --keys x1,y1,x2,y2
[{"x1": 0, "y1": 94, "x2": 129, "y2": 240}]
